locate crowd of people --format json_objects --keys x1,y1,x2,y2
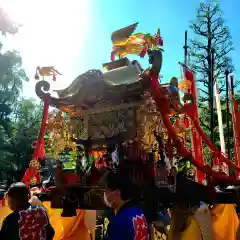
[
  {"x1": 0, "y1": 170, "x2": 152, "y2": 240},
  {"x1": 2, "y1": 168, "x2": 240, "y2": 239}
]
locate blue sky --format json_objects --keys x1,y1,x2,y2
[{"x1": 2, "y1": 0, "x2": 240, "y2": 99}]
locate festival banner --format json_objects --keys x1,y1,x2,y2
[
  {"x1": 214, "y1": 79, "x2": 228, "y2": 173},
  {"x1": 183, "y1": 67, "x2": 205, "y2": 183}
]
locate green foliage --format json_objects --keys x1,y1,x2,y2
[
  {"x1": 0, "y1": 46, "x2": 28, "y2": 141},
  {"x1": 186, "y1": 1, "x2": 237, "y2": 169},
  {"x1": 189, "y1": 2, "x2": 235, "y2": 147},
  {"x1": 0, "y1": 40, "x2": 41, "y2": 181},
  {"x1": 0, "y1": 99, "x2": 43, "y2": 180},
  {"x1": 199, "y1": 94, "x2": 240, "y2": 162}
]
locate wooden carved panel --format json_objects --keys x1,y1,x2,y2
[{"x1": 88, "y1": 107, "x2": 137, "y2": 141}]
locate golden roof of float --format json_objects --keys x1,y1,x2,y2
[{"x1": 35, "y1": 58, "x2": 151, "y2": 113}]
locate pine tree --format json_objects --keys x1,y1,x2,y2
[{"x1": 189, "y1": 2, "x2": 234, "y2": 141}]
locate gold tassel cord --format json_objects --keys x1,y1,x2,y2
[{"x1": 68, "y1": 111, "x2": 72, "y2": 146}]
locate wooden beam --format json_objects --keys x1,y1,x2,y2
[{"x1": 70, "y1": 101, "x2": 142, "y2": 117}]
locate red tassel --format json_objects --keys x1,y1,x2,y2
[
  {"x1": 111, "y1": 51, "x2": 115, "y2": 62},
  {"x1": 35, "y1": 67, "x2": 40, "y2": 80},
  {"x1": 183, "y1": 114, "x2": 189, "y2": 128},
  {"x1": 53, "y1": 71, "x2": 56, "y2": 81},
  {"x1": 158, "y1": 38, "x2": 163, "y2": 46},
  {"x1": 140, "y1": 47, "x2": 147, "y2": 58},
  {"x1": 35, "y1": 74, "x2": 39, "y2": 80}
]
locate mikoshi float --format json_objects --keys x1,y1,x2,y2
[{"x1": 1, "y1": 22, "x2": 240, "y2": 240}]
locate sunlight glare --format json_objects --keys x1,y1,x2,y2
[{"x1": 1, "y1": 0, "x2": 91, "y2": 94}]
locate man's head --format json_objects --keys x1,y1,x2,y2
[
  {"x1": 7, "y1": 182, "x2": 30, "y2": 211},
  {"x1": 103, "y1": 171, "x2": 133, "y2": 210}
]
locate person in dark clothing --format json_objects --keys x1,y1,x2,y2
[
  {"x1": 103, "y1": 172, "x2": 149, "y2": 240},
  {"x1": 0, "y1": 182, "x2": 55, "y2": 240}
]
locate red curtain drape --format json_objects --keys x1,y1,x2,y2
[
  {"x1": 150, "y1": 72, "x2": 240, "y2": 185},
  {"x1": 22, "y1": 95, "x2": 50, "y2": 186},
  {"x1": 232, "y1": 97, "x2": 240, "y2": 177},
  {"x1": 183, "y1": 68, "x2": 205, "y2": 183},
  {"x1": 186, "y1": 106, "x2": 240, "y2": 173}
]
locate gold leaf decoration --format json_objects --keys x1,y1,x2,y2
[
  {"x1": 29, "y1": 159, "x2": 40, "y2": 169},
  {"x1": 136, "y1": 92, "x2": 167, "y2": 152}
]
